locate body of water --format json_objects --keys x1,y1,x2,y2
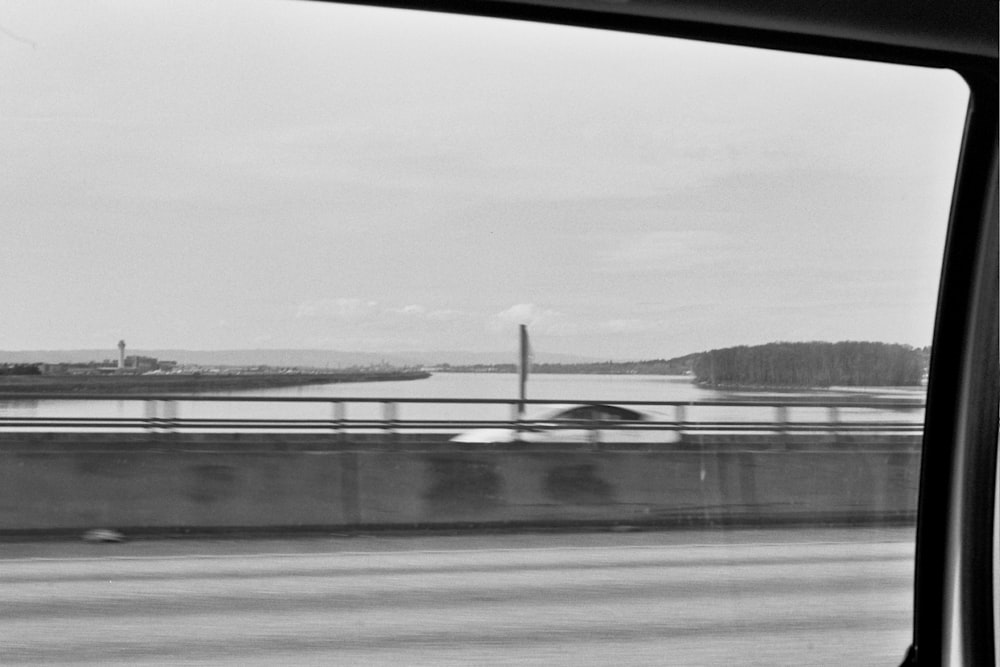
[{"x1": 0, "y1": 373, "x2": 926, "y2": 428}]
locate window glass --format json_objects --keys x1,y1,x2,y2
[{"x1": 0, "y1": 1, "x2": 969, "y2": 664}]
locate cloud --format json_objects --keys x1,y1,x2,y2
[
  {"x1": 601, "y1": 318, "x2": 657, "y2": 334},
  {"x1": 398, "y1": 304, "x2": 426, "y2": 315},
  {"x1": 395, "y1": 305, "x2": 463, "y2": 321},
  {"x1": 599, "y1": 230, "x2": 736, "y2": 272},
  {"x1": 297, "y1": 298, "x2": 468, "y2": 325},
  {"x1": 495, "y1": 303, "x2": 554, "y2": 326},
  {"x1": 295, "y1": 298, "x2": 379, "y2": 321},
  {"x1": 493, "y1": 303, "x2": 581, "y2": 336},
  {"x1": 424, "y1": 309, "x2": 464, "y2": 321}
]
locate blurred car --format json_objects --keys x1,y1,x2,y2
[{"x1": 450, "y1": 403, "x2": 680, "y2": 444}]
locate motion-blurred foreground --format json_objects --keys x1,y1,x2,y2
[
  {"x1": 0, "y1": 394, "x2": 920, "y2": 536},
  {"x1": 0, "y1": 396, "x2": 920, "y2": 665},
  {"x1": 1, "y1": 529, "x2": 912, "y2": 666}
]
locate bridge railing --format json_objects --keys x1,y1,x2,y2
[{"x1": 0, "y1": 393, "x2": 926, "y2": 436}]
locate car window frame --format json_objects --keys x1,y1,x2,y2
[{"x1": 313, "y1": 1, "x2": 1000, "y2": 662}]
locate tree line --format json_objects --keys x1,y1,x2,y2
[
  {"x1": 0, "y1": 363, "x2": 41, "y2": 376},
  {"x1": 692, "y1": 341, "x2": 925, "y2": 388},
  {"x1": 436, "y1": 357, "x2": 696, "y2": 375}
]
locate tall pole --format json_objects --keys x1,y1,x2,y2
[{"x1": 517, "y1": 324, "x2": 529, "y2": 418}]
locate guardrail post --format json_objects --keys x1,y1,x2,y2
[
  {"x1": 827, "y1": 406, "x2": 840, "y2": 424},
  {"x1": 775, "y1": 405, "x2": 789, "y2": 441},
  {"x1": 382, "y1": 401, "x2": 396, "y2": 442},
  {"x1": 331, "y1": 401, "x2": 345, "y2": 443},
  {"x1": 827, "y1": 406, "x2": 840, "y2": 443},
  {"x1": 144, "y1": 399, "x2": 158, "y2": 432},
  {"x1": 512, "y1": 403, "x2": 523, "y2": 441},
  {"x1": 675, "y1": 404, "x2": 686, "y2": 442},
  {"x1": 162, "y1": 400, "x2": 176, "y2": 433}
]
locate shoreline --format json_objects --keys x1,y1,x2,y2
[
  {"x1": 695, "y1": 382, "x2": 923, "y2": 392},
  {"x1": 0, "y1": 371, "x2": 431, "y2": 395}
]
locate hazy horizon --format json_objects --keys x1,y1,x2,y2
[
  {"x1": 2, "y1": 1, "x2": 967, "y2": 359},
  {"x1": 0, "y1": 337, "x2": 929, "y2": 369},
  {"x1": 0, "y1": 346, "x2": 597, "y2": 366}
]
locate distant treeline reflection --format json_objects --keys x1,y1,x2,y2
[
  {"x1": 436, "y1": 356, "x2": 697, "y2": 375},
  {"x1": 439, "y1": 341, "x2": 926, "y2": 388},
  {"x1": 693, "y1": 341, "x2": 926, "y2": 388}
]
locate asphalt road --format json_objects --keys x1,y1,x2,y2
[{"x1": 0, "y1": 528, "x2": 915, "y2": 666}]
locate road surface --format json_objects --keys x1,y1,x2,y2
[{"x1": 1, "y1": 528, "x2": 914, "y2": 665}]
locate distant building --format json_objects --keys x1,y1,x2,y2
[
  {"x1": 39, "y1": 353, "x2": 175, "y2": 376},
  {"x1": 125, "y1": 356, "x2": 159, "y2": 373}
]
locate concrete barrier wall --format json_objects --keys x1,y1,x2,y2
[{"x1": 0, "y1": 433, "x2": 921, "y2": 535}]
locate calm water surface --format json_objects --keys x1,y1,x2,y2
[{"x1": 0, "y1": 373, "x2": 925, "y2": 427}]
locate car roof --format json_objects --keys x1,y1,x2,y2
[
  {"x1": 348, "y1": 1, "x2": 996, "y2": 68},
  {"x1": 533, "y1": 404, "x2": 648, "y2": 420}
]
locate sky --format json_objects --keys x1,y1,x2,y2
[{"x1": 0, "y1": 0, "x2": 971, "y2": 361}]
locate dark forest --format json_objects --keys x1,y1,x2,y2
[{"x1": 692, "y1": 341, "x2": 925, "y2": 388}]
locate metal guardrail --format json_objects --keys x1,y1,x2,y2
[{"x1": 0, "y1": 393, "x2": 926, "y2": 436}]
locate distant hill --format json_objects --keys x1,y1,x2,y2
[
  {"x1": 434, "y1": 344, "x2": 927, "y2": 384},
  {"x1": 0, "y1": 349, "x2": 405, "y2": 368},
  {"x1": 0, "y1": 348, "x2": 596, "y2": 368},
  {"x1": 0, "y1": 371, "x2": 430, "y2": 394},
  {"x1": 439, "y1": 354, "x2": 700, "y2": 375},
  {"x1": 409, "y1": 350, "x2": 596, "y2": 365}
]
